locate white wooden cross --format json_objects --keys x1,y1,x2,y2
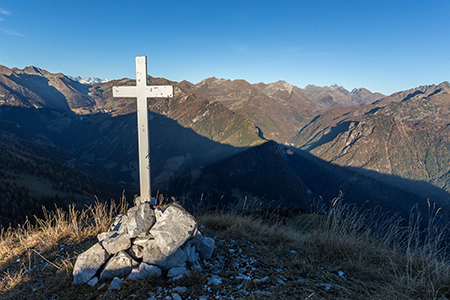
[{"x1": 112, "y1": 56, "x2": 173, "y2": 203}]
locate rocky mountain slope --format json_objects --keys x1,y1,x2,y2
[
  {"x1": 3, "y1": 200, "x2": 448, "y2": 300},
  {"x1": 303, "y1": 84, "x2": 384, "y2": 108},
  {"x1": 192, "y1": 77, "x2": 384, "y2": 143},
  {"x1": 292, "y1": 81, "x2": 450, "y2": 198},
  {"x1": 0, "y1": 64, "x2": 384, "y2": 146},
  {"x1": 192, "y1": 77, "x2": 309, "y2": 143},
  {"x1": 91, "y1": 77, "x2": 263, "y2": 147},
  {"x1": 0, "y1": 65, "x2": 98, "y2": 113}
]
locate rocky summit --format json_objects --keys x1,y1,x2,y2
[{"x1": 72, "y1": 200, "x2": 215, "y2": 287}]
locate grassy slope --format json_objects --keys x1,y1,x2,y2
[{"x1": 1, "y1": 198, "x2": 450, "y2": 300}]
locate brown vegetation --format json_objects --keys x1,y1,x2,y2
[{"x1": 0, "y1": 195, "x2": 450, "y2": 299}]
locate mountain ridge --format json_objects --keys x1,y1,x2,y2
[
  {"x1": 292, "y1": 81, "x2": 450, "y2": 197},
  {"x1": 193, "y1": 77, "x2": 384, "y2": 143},
  {"x1": 0, "y1": 65, "x2": 97, "y2": 112}
]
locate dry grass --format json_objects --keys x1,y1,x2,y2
[
  {"x1": 199, "y1": 194, "x2": 450, "y2": 299},
  {"x1": 0, "y1": 198, "x2": 128, "y2": 295},
  {"x1": 1, "y1": 194, "x2": 450, "y2": 299}
]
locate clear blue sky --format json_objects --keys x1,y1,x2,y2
[{"x1": 0, "y1": 0, "x2": 449, "y2": 95}]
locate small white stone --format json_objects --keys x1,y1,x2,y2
[
  {"x1": 207, "y1": 275, "x2": 222, "y2": 285},
  {"x1": 254, "y1": 290, "x2": 272, "y2": 295},
  {"x1": 108, "y1": 277, "x2": 123, "y2": 290},
  {"x1": 97, "y1": 283, "x2": 106, "y2": 290},
  {"x1": 319, "y1": 283, "x2": 333, "y2": 290},
  {"x1": 253, "y1": 276, "x2": 269, "y2": 283},
  {"x1": 172, "y1": 293, "x2": 182, "y2": 300},
  {"x1": 167, "y1": 266, "x2": 189, "y2": 278},
  {"x1": 87, "y1": 277, "x2": 98, "y2": 287},
  {"x1": 172, "y1": 286, "x2": 187, "y2": 293}
]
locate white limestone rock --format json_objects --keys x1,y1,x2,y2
[
  {"x1": 109, "y1": 214, "x2": 128, "y2": 233},
  {"x1": 150, "y1": 205, "x2": 196, "y2": 256},
  {"x1": 133, "y1": 234, "x2": 154, "y2": 247},
  {"x1": 142, "y1": 239, "x2": 186, "y2": 271},
  {"x1": 127, "y1": 263, "x2": 162, "y2": 280},
  {"x1": 171, "y1": 292, "x2": 183, "y2": 300},
  {"x1": 97, "y1": 231, "x2": 116, "y2": 243},
  {"x1": 192, "y1": 231, "x2": 215, "y2": 260},
  {"x1": 108, "y1": 277, "x2": 123, "y2": 290},
  {"x1": 102, "y1": 231, "x2": 132, "y2": 255},
  {"x1": 142, "y1": 239, "x2": 167, "y2": 266},
  {"x1": 73, "y1": 243, "x2": 110, "y2": 285},
  {"x1": 128, "y1": 244, "x2": 144, "y2": 260},
  {"x1": 208, "y1": 275, "x2": 223, "y2": 285},
  {"x1": 87, "y1": 276, "x2": 99, "y2": 287},
  {"x1": 154, "y1": 207, "x2": 164, "y2": 221},
  {"x1": 127, "y1": 202, "x2": 156, "y2": 238},
  {"x1": 134, "y1": 196, "x2": 157, "y2": 205},
  {"x1": 167, "y1": 266, "x2": 190, "y2": 278},
  {"x1": 100, "y1": 251, "x2": 137, "y2": 280}
]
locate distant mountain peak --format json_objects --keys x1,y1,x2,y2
[
  {"x1": 0, "y1": 64, "x2": 98, "y2": 111},
  {"x1": 438, "y1": 81, "x2": 450, "y2": 91},
  {"x1": 266, "y1": 80, "x2": 294, "y2": 94},
  {"x1": 23, "y1": 66, "x2": 45, "y2": 74},
  {"x1": 197, "y1": 77, "x2": 227, "y2": 86},
  {"x1": 13, "y1": 66, "x2": 51, "y2": 77},
  {"x1": 329, "y1": 84, "x2": 348, "y2": 94},
  {"x1": 68, "y1": 76, "x2": 111, "y2": 85}
]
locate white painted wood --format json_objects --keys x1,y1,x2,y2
[{"x1": 112, "y1": 56, "x2": 173, "y2": 203}]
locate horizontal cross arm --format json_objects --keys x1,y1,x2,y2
[
  {"x1": 145, "y1": 86, "x2": 173, "y2": 98},
  {"x1": 112, "y1": 86, "x2": 138, "y2": 98}
]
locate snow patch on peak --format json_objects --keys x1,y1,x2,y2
[{"x1": 69, "y1": 76, "x2": 111, "y2": 85}]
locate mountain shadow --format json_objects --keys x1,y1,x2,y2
[
  {"x1": 0, "y1": 106, "x2": 247, "y2": 187},
  {"x1": 46, "y1": 110, "x2": 248, "y2": 190},
  {"x1": 0, "y1": 126, "x2": 134, "y2": 227},
  {"x1": 168, "y1": 141, "x2": 312, "y2": 211},
  {"x1": 302, "y1": 121, "x2": 353, "y2": 151},
  {"x1": 0, "y1": 106, "x2": 75, "y2": 135},
  {"x1": 167, "y1": 139, "x2": 450, "y2": 228},
  {"x1": 287, "y1": 148, "x2": 450, "y2": 227},
  {"x1": 3, "y1": 106, "x2": 450, "y2": 231}
]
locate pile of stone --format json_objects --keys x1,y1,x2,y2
[{"x1": 73, "y1": 200, "x2": 215, "y2": 285}]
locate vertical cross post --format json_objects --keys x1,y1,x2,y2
[{"x1": 112, "y1": 56, "x2": 173, "y2": 203}]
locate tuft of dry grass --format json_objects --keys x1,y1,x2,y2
[
  {"x1": 0, "y1": 269, "x2": 28, "y2": 294},
  {"x1": 0, "y1": 199, "x2": 127, "y2": 265},
  {"x1": 0, "y1": 198, "x2": 128, "y2": 295}
]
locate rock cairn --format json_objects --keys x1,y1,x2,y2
[{"x1": 73, "y1": 200, "x2": 215, "y2": 285}]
